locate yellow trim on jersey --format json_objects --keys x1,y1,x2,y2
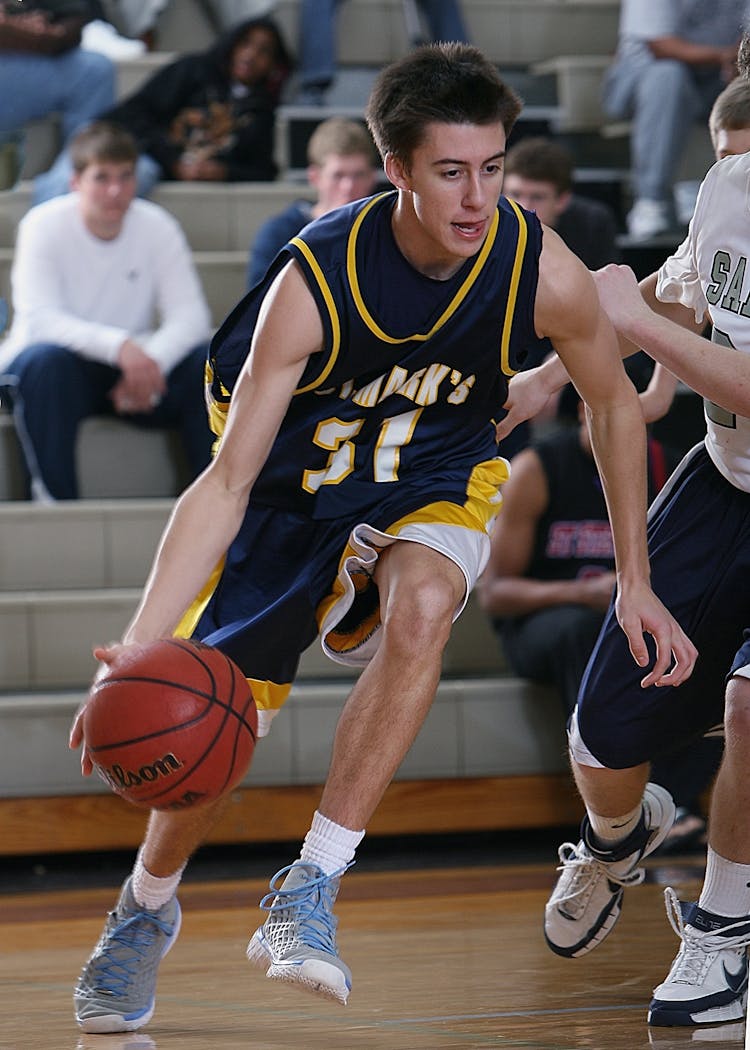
[
  {"x1": 346, "y1": 192, "x2": 500, "y2": 344},
  {"x1": 499, "y1": 198, "x2": 528, "y2": 377},
  {"x1": 289, "y1": 235, "x2": 342, "y2": 392},
  {"x1": 173, "y1": 559, "x2": 292, "y2": 715},
  {"x1": 246, "y1": 677, "x2": 292, "y2": 713},
  {"x1": 315, "y1": 457, "x2": 509, "y2": 631},
  {"x1": 174, "y1": 557, "x2": 226, "y2": 640},
  {"x1": 315, "y1": 540, "x2": 372, "y2": 637},
  {"x1": 205, "y1": 356, "x2": 233, "y2": 439}
]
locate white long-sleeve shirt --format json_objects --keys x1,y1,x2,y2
[{"x1": 0, "y1": 193, "x2": 211, "y2": 375}]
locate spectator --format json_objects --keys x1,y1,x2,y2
[
  {"x1": 0, "y1": 122, "x2": 214, "y2": 501},
  {"x1": 478, "y1": 386, "x2": 720, "y2": 854},
  {"x1": 247, "y1": 116, "x2": 378, "y2": 287},
  {"x1": 295, "y1": 0, "x2": 468, "y2": 104},
  {"x1": 602, "y1": 0, "x2": 748, "y2": 241},
  {"x1": 503, "y1": 137, "x2": 620, "y2": 270},
  {"x1": 35, "y1": 14, "x2": 292, "y2": 202},
  {"x1": 0, "y1": 0, "x2": 115, "y2": 193},
  {"x1": 498, "y1": 137, "x2": 623, "y2": 461}
]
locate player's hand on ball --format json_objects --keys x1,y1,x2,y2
[{"x1": 69, "y1": 641, "x2": 130, "y2": 775}]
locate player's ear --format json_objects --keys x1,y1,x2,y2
[{"x1": 384, "y1": 152, "x2": 409, "y2": 190}]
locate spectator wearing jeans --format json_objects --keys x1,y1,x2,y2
[
  {"x1": 0, "y1": 122, "x2": 214, "y2": 500},
  {"x1": 0, "y1": 0, "x2": 115, "y2": 192},
  {"x1": 603, "y1": 0, "x2": 749, "y2": 241},
  {"x1": 34, "y1": 14, "x2": 292, "y2": 202},
  {"x1": 296, "y1": 0, "x2": 468, "y2": 103}
]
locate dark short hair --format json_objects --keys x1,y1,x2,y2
[
  {"x1": 69, "y1": 121, "x2": 138, "y2": 173},
  {"x1": 504, "y1": 137, "x2": 574, "y2": 195},
  {"x1": 365, "y1": 42, "x2": 521, "y2": 164}
]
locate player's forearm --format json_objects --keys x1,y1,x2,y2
[
  {"x1": 479, "y1": 575, "x2": 603, "y2": 618},
  {"x1": 123, "y1": 470, "x2": 248, "y2": 645},
  {"x1": 623, "y1": 309, "x2": 750, "y2": 418},
  {"x1": 587, "y1": 398, "x2": 651, "y2": 587}
]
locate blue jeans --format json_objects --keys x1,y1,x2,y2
[
  {"x1": 34, "y1": 150, "x2": 163, "y2": 205},
  {"x1": 0, "y1": 48, "x2": 115, "y2": 145},
  {"x1": 602, "y1": 52, "x2": 724, "y2": 203},
  {"x1": 5, "y1": 342, "x2": 213, "y2": 499},
  {"x1": 299, "y1": 0, "x2": 469, "y2": 88}
]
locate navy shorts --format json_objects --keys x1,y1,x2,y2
[
  {"x1": 174, "y1": 456, "x2": 507, "y2": 736},
  {"x1": 575, "y1": 443, "x2": 750, "y2": 768}
]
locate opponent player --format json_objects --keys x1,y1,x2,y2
[
  {"x1": 500, "y1": 31, "x2": 750, "y2": 1031},
  {"x1": 69, "y1": 42, "x2": 694, "y2": 1034}
]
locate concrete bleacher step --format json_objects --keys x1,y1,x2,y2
[
  {"x1": 0, "y1": 499, "x2": 172, "y2": 589},
  {"x1": 0, "y1": 413, "x2": 191, "y2": 501},
  {"x1": 154, "y1": 0, "x2": 619, "y2": 67},
  {"x1": 0, "y1": 675, "x2": 566, "y2": 801}
]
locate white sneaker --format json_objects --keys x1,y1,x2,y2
[
  {"x1": 81, "y1": 20, "x2": 146, "y2": 59},
  {"x1": 544, "y1": 782, "x2": 675, "y2": 957},
  {"x1": 627, "y1": 199, "x2": 671, "y2": 241},
  {"x1": 648, "y1": 888, "x2": 750, "y2": 1027}
]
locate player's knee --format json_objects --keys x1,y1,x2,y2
[
  {"x1": 725, "y1": 675, "x2": 750, "y2": 741},
  {"x1": 384, "y1": 576, "x2": 455, "y2": 651}
]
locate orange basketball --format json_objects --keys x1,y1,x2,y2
[{"x1": 83, "y1": 638, "x2": 257, "y2": 810}]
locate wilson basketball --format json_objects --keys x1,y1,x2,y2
[{"x1": 83, "y1": 638, "x2": 257, "y2": 810}]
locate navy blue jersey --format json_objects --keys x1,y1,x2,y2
[{"x1": 208, "y1": 190, "x2": 547, "y2": 521}]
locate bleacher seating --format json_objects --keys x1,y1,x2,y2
[{"x1": 3, "y1": 1, "x2": 658, "y2": 854}]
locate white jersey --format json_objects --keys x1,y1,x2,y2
[{"x1": 657, "y1": 152, "x2": 750, "y2": 493}]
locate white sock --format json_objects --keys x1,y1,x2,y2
[
  {"x1": 698, "y1": 846, "x2": 750, "y2": 919},
  {"x1": 299, "y1": 810, "x2": 365, "y2": 876},
  {"x1": 131, "y1": 847, "x2": 185, "y2": 910},
  {"x1": 587, "y1": 802, "x2": 643, "y2": 847}
]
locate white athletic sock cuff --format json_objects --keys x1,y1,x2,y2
[
  {"x1": 587, "y1": 802, "x2": 644, "y2": 846},
  {"x1": 699, "y1": 845, "x2": 750, "y2": 918},
  {"x1": 132, "y1": 847, "x2": 185, "y2": 910},
  {"x1": 299, "y1": 810, "x2": 365, "y2": 875}
]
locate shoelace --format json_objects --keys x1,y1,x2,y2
[
  {"x1": 259, "y1": 863, "x2": 351, "y2": 954},
  {"x1": 86, "y1": 910, "x2": 175, "y2": 996},
  {"x1": 554, "y1": 841, "x2": 645, "y2": 909},
  {"x1": 664, "y1": 886, "x2": 750, "y2": 984}
]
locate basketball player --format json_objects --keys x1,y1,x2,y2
[
  {"x1": 501, "y1": 31, "x2": 750, "y2": 1033},
  {"x1": 68, "y1": 43, "x2": 695, "y2": 1034}
]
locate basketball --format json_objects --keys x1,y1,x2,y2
[{"x1": 83, "y1": 638, "x2": 258, "y2": 811}]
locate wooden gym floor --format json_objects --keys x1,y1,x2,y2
[{"x1": 0, "y1": 836, "x2": 737, "y2": 1050}]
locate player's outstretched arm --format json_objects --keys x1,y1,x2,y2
[
  {"x1": 595, "y1": 264, "x2": 750, "y2": 417},
  {"x1": 70, "y1": 262, "x2": 323, "y2": 762},
  {"x1": 534, "y1": 230, "x2": 697, "y2": 686}
]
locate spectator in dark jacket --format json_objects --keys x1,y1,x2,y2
[
  {"x1": 34, "y1": 14, "x2": 292, "y2": 201},
  {"x1": 503, "y1": 136, "x2": 621, "y2": 271}
]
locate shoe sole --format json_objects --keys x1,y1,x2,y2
[
  {"x1": 648, "y1": 990, "x2": 747, "y2": 1027},
  {"x1": 246, "y1": 929, "x2": 350, "y2": 1005},
  {"x1": 75, "y1": 906, "x2": 182, "y2": 1033},
  {"x1": 545, "y1": 783, "x2": 676, "y2": 959},
  {"x1": 544, "y1": 888, "x2": 624, "y2": 958}
]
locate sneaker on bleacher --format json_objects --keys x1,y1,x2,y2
[{"x1": 627, "y1": 198, "x2": 671, "y2": 241}]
